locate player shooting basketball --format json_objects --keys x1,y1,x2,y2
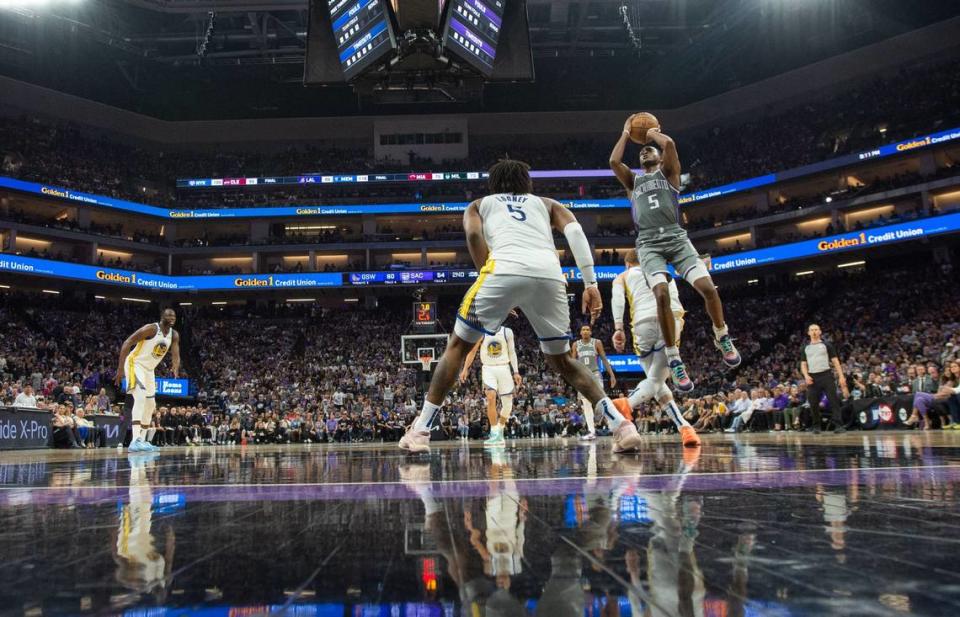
[{"x1": 609, "y1": 114, "x2": 741, "y2": 392}]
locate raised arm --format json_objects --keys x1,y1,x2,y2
[
  {"x1": 170, "y1": 330, "x2": 181, "y2": 378},
  {"x1": 646, "y1": 128, "x2": 681, "y2": 189},
  {"x1": 545, "y1": 198, "x2": 601, "y2": 323},
  {"x1": 611, "y1": 272, "x2": 627, "y2": 352},
  {"x1": 115, "y1": 324, "x2": 157, "y2": 386},
  {"x1": 463, "y1": 200, "x2": 489, "y2": 272},
  {"x1": 596, "y1": 339, "x2": 617, "y2": 389},
  {"x1": 609, "y1": 116, "x2": 637, "y2": 192}
]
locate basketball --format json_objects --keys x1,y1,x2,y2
[{"x1": 629, "y1": 112, "x2": 661, "y2": 144}]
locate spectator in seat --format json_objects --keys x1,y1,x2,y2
[
  {"x1": 13, "y1": 384, "x2": 38, "y2": 408},
  {"x1": 52, "y1": 404, "x2": 81, "y2": 448}
]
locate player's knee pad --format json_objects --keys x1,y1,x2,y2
[
  {"x1": 683, "y1": 260, "x2": 711, "y2": 286},
  {"x1": 499, "y1": 395, "x2": 513, "y2": 420}
]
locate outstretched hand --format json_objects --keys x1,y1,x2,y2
[
  {"x1": 612, "y1": 329, "x2": 626, "y2": 353},
  {"x1": 582, "y1": 286, "x2": 603, "y2": 325}
]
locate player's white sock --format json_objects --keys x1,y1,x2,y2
[
  {"x1": 663, "y1": 401, "x2": 691, "y2": 429},
  {"x1": 413, "y1": 399, "x2": 440, "y2": 432},
  {"x1": 582, "y1": 399, "x2": 596, "y2": 433},
  {"x1": 131, "y1": 424, "x2": 142, "y2": 442},
  {"x1": 596, "y1": 398, "x2": 624, "y2": 430},
  {"x1": 665, "y1": 346, "x2": 681, "y2": 360},
  {"x1": 713, "y1": 324, "x2": 729, "y2": 339}
]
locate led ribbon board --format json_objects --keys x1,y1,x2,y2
[{"x1": 2, "y1": 213, "x2": 958, "y2": 290}]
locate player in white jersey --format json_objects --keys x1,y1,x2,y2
[
  {"x1": 400, "y1": 159, "x2": 643, "y2": 454},
  {"x1": 115, "y1": 308, "x2": 180, "y2": 452},
  {"x1": 570, "y1": 325, "x2": 616, "y2": 441},
  {"x1": 460, "y1": 324, "x2": 522, "y2": 448},
  {"x1": 113, "y1": 453, "x2": 175, "y2": 600},
  {"x1": 609, "y1": 250, "x2": 701, "y2": 448}
]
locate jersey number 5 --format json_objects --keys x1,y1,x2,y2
[
  {"x1": 648, "y1": 195, "x2": 660, "y2": 210},
  {"x1": 507, "y1": 204, "x2": 527, "y2": 222}
]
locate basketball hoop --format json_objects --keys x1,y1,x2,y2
[{"x1": 419, "y1": 355, "x2": 433, "y2": 372}]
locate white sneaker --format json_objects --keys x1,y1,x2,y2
[
  {"x1": 399, "y1": 427, "x2": 431, "y2": 453},
  {"x1": 612, "y1": 422, "x2": 643, "y2": 454},
  {"x1": 579, "y1": 432, "x2": 597, "y2": 441}
]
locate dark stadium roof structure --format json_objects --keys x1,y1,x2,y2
[{"x1": 0, "y1": 0, "x2": 958, "y2": 119}]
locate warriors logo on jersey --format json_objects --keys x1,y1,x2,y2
[{"x1": 151, "y1": 343, "x2": 168, "y2": 359}]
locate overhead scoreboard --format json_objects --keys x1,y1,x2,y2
[
  {"x1": 443, "y1": 0, "x2": 506, "y2": 75},
  {"x1": 329, "y1": 0, "x2": 396, "y2": 79}
]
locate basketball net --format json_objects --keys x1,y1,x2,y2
[{"x1": 419, "y1": 355, "x2": 433, "y2": 372}]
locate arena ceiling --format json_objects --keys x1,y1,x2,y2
[{"x1": 0, "y1": 0, "x2": 957, "y2": 119}]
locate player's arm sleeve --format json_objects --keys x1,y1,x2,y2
[
  {"x1": 507, "y1": 329, "x2": 520, "y2": 374},
  {"x1": 611, "y1": 277, "x2": 626, "y2": 330},
  {"x1": 562, "y1": 221, "x2": 596, "y2": 286}
]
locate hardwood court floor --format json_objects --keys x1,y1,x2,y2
[{"x1": 1, "y1": 430, "x2": 959, "y2": 616}]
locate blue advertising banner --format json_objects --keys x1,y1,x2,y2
[
  {"x1": 605, "y1": 355, "x2": 645, "y2": 373},
  {"x1": 120, "y1": 378, "x2": 191, "y2": 397},
  {"x1": 2, "y1": 213, "x2": 959, "y2": 291},
  {"x1": 0, "y1": 256, "x2": 342, "y2": 291}
]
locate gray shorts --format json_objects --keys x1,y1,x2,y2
[{"x1": 636, "y1": 231, "x2": 706, "y2": 284}]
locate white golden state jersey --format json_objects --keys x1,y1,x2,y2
[
  {"x1": 623, "y1": 267, "x2": 683, "y2": 323},
  {"x1": 480, "y1": 327, "x2": 514, "y2": 367},
  {"x1": 126, "y1": 323, "x2": 173, "y2": 372},
  {"x1": 479, "y1": 194, "x2": 564, "y2": 282}
]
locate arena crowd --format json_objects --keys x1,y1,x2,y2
[{"x1": 2, "y1": 259, "x2": 959, "y2": 448}]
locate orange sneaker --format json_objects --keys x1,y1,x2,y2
[
  {"x1": 680, "y1": 425, "x2": 701, "y2": 448},
  {"x1": 613, "y1": 397, "x2": 634, "y2": 421}
]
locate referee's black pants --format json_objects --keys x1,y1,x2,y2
[{"x1": 807, "y1": 371, "x2": 843, "y2": 428}]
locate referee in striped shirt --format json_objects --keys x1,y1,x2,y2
[{"x1": 801, "y1": 324, "x2": 849, "y2": 434}]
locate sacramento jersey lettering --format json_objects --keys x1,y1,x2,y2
[{"x1": 631, "y1": 168, "x2": 682, "y2": 237}]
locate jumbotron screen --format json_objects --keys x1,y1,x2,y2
[
  {"x1": 329, "y1": 0, "x2": 396, "y2": 79},
  {"x1": 443, "y1": 0, "x2": 506, "y2": 75}
]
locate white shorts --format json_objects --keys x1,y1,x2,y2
[
  {"x1": 455, "y1": 270, "x2": 571, "y2": 354},
  {"x1": 632, "y1": 313, "x2": 685, "y2": 357},
  {"x1": 127, "y1": 365, "x2": 156, "y2": 398},
  {"x1": 482, "y1": 364, "x2": 515, "y2": 396}
]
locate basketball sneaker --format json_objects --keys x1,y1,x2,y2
[
  {"x1": 669, "y1": 359, "x2": 695, "y2": 392},
  {"x1": 679, "y1": 425, "x2": 701, "y2": 448},
  {"x1": 715, "y1": 334, "x2": 742, "y2": 368},
  {"x1": 128, "y1": 438, "x2": 150, "y2": 453},
  {"x1": 578, "y1": 432, "x2": 597, "y2": 441},
  {"x1": 483, "y1": 426, "x2": 506, "y2": 448},
  {"x1": 612, "y1": 420, "x2": 643, "y2": 453},
  {"x1": 399, "y1": 428, "x2": 431, "y2": 453}
]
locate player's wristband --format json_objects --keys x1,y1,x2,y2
[{"x1": 581, "y1": 266, "x2": 598, "y2": 287}]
